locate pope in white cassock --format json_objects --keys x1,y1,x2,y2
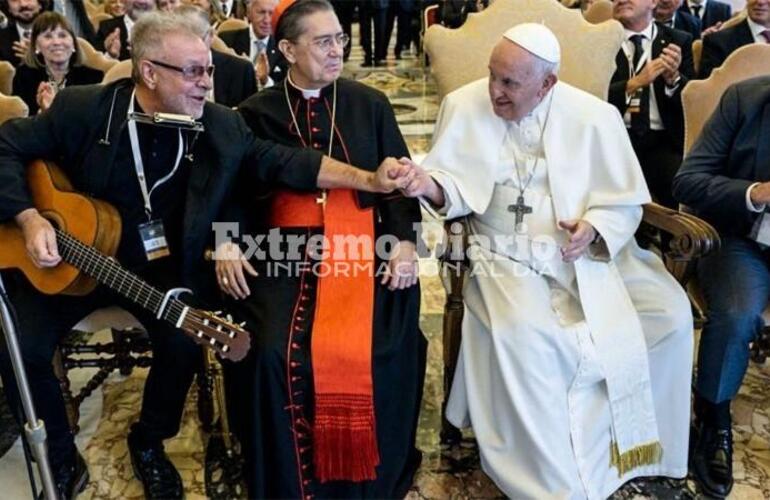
[{"x1": 403, "y1": 24, "x2": 693, "y2": 499}]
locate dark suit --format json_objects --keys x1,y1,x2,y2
[
  {"x1": 63, "y1": 0, "x2": 97, "y2": 44},
  {"x1": 94, "y1": 15, "x2": 130, "y2": 61},
  {"x1": 212, "y1": 49, "x2": 256, "y2": 107},
  {"x1": 679, "y1": 0, "x2": 731, "y2": 30},
  {"x1": 12, "y1": 64, "x2": 103, "y2": 114},
  {"x1": 672, "y1": 76, "x2": 770, "y2": 405},
  {"x1": 218, "y1": 29, "x2": 287, "y2": 84},
  {"x1": 609, "y1": 23, "x2": 694, "y2": 207},
  {"x1": 0, "y1": 79, "x2": 321, "y2": 471},
  {"x1": 0, "y1": 22, "x2": 23, "y2": 67},
  {"x1": 659, "y1": 10, "x2": 702, "y2": 40},
  {"x1": 699, "y1": 18, "x2": 755, "y2": 78}
]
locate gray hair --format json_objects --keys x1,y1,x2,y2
[
  {"x1": 174, "y1": 4, "x2": 211, "y2": 38},
  {"x1": 130, "y1": 11, "x2": 201, "y2": 82}
]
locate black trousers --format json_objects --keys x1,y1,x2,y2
[
  {"x1": 385, "y1": 2, "x2": 414, "y2": 56},
  {"x1": 629, "y1": 129, "x2": 683, "y2": 209},
  {"x1": 0, "y1": 269, "x2": 202, "y2": 469},
  {"x1": 359, "y1": 2, "x2": 388, "y2": 62},
  {"x1": 331, "y1": 0, "x2": 355, "y2": 61}
]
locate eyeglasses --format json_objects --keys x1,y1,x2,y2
[
  {"x1": 307, "y1": 33, "x2": 350, "y2": 53},
  {"x1": 149, "y1": 59, "x2": 215, "y2": 81}
]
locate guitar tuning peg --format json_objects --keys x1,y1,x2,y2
[
  {"x1": 226, "y1": 313, "x2": 234, "y2": 322},
  {"x1": 239, "y1": 321, "x2": 246, "y2": 328},
  {"x1": 214, "y1": 310, "x2": 222, "y2": 316},
  {"x1": 209, "y1": 338, "x2": 216, "y2": 346}
]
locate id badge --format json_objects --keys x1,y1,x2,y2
[
  {"x1": 628, "y1": 94, "x2": 642, "y2": 114},
  {"x1": 138, "y1": 219, "x2": 171, "y2": 261},
  {"x1": 750, "y1": 211, "x2": 770, "y2": 247}
]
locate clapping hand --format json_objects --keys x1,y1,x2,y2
[
  {"x1": 36, "y1": 82, "x2": 57, "y2": 112},
  {"x1": 104, "y1": 28, "x2": 122, "y2": 59},
  {"x1": 12, "y1": 38, "x2": 29, "y2": 62},
  {"x1": 659, "y1": 43, "x2": 682, "y2": 86},
  {"x1": 255, "y1": 52, "x2": 269, "y2": 87}
]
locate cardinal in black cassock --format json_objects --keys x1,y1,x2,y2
[{"x1": 218, "y1": 1, "x2": 427, "y2": 498}]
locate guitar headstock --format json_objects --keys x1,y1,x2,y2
[{"x1": 181, "y1": 310, "x2": 252, "y2": 361}]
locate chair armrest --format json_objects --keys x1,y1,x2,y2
[{"x1": 641, "y1": 202, "x2": 720, "y2": 286}]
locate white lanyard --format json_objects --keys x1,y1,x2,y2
[
  {"x1": 626, "y1": 24, "x2": 656, "y2": 77},
  {"x1": 127, "y1": 90, "x2": 184, "y2": 220}
]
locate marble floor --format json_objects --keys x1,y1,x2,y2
[{"x1": 2, "y1": 32, "x2": 770, "y2": 500}]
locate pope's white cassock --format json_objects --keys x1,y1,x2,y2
[{"x1": 420, "y1": 76, "x2": 693, "y2": 499}]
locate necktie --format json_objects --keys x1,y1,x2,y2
[
  {"x1": 692, "y1": 4, "x2": 702, "y2": 17},
  {"x1": 761, "y1": 30, "x2": 770, "y2": 43},
  {"x1": 221, "y1": 1, "x2": 228, "y2": 16},
  {"x1": 629, "y1": 34, "x2": 650, "y2": 135},
  {"x1": 22, "y1": 29, "x2": 30, "y2": 40},
  {"x1": 254, "y1": 39, "x2": 266, "y2": 63}
]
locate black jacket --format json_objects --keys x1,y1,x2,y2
[
  {"x1": 12, "y1": 64, "x2": 103, "y2": 115},
  {"x1": 218, "y1": 29, "x2": 287, "y2": 84},
  {"x1": 237, "y1": 78, "x2": 420, "y2": 243},
  {"x1": 0, "y1": 79, "x2": 322, "y2": 299},
  {"x1": 94, "y1": 16, "x2": 130, "y2": 61},
  {"x1": 0, "y1": 22, "x2": 22, "y2": 67},
  {"x1": 678, "y1": 0, "x2": 732, "y2": 30},
  {"x1": 609, "y1": 23, "x2": 695, "y2": 149},
  {"x1": 212, "y1": 49, "x2": 256, "y2": 108},
  {"x1": 65, "y1": 0, "x2": 97, "y2": 44},
  {"x1": 671, "y1": 10, "x2": 703, "y2": 40},
  {"x1": 673, "y1": 76, "x2": 770, "y2": 237},
  {"x1": 699, "y1": 19, "x2": 755, "y2": 78}
]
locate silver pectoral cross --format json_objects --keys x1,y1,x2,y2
[{"x1": 508, "y1": 194, "x2": 532, "y2": 233}]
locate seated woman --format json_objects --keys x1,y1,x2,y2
[
  {"x1": 216, "y1": 0, "x2": 427, "y2": 498},
  {"x1": 12, "y1": 12, "x2": 102, "y2": 115}
]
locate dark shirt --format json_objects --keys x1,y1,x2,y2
[{"x1": 107, "y1": 99, "x2": 191, "y2": 274}]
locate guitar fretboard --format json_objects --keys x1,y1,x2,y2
[{"x1": 55, "y1": 229, "x2": 186, "y2": 325}]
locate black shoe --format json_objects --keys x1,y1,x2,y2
[
  {"x1": 128, "y1": 437, "x2": 184, "y2": 499},
  {"x1": 691, "y1": 422, "x2": 734, "y2": 498},
  {"x1": 374, "y1": 59, "x2": 387, "y2": 67},
  {"x1": 39, "y1": 451, "x2": 89, "y2": 500},
  {"x1": 361, "y1": 59, "x2": 374, "y2": 67}
]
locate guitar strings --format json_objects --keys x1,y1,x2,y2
[{"x1": 55, "y1": 230, "x2": 235, "y2": 348}]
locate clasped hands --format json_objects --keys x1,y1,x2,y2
[{"x1": 391, "y1": 158, "x2": 599, "y2": 262}]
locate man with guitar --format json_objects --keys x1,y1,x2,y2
[{"x1": 0, "y1": 11, "x2": 413, "y2": 500}]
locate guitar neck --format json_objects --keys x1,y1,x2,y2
[{"x1": 55, "y1": 229, "x2": 186, "y2": 325}]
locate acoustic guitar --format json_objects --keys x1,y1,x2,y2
[{"x1": 0, "y1": 159, "x2": 250, "y2": 362}]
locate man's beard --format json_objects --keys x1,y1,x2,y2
[{"x1": 10, "y1": 8, "x2": 39, "y2": 25}]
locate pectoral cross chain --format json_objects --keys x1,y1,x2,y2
[{"x1": 508, "y1": 195, "x2": 532, "y2": 232}]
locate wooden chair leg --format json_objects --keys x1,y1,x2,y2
[
  {"x1": 440, "y1": 259, "x2": 467, "y2": 445},
  {"x1": 750, "y1": 326, "x2": 770, "y2": 364},
  {"x1": 53, "y1": 347, "x2": 80, "y2": 434}
]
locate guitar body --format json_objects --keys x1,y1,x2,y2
[{"x1": 0, "y1": 159, "x2": 122, "y2": 296}]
